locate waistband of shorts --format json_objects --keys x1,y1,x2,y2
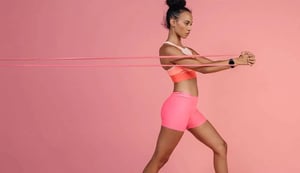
[{"x1": 172, "y1": 91, "x2": 198, "y2": 98}]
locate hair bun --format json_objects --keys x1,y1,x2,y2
[{"x1": 166, "y1": 0, "x2": 186, "y2": 9}]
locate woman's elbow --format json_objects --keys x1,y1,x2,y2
[{"x1": 194, "y1": 67, "x2": 209, "y2": 74}]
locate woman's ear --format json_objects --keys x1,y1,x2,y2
[{"x1": 170, "y1": 18, "x2": 176, "y2": 28}]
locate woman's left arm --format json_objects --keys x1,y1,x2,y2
[{"x1": 188, "y1": 47, "x2": 253, "y2": 74}]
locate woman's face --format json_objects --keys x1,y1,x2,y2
[{"x1": 171, "y1": 11, "x2": 193, "y2": 39}]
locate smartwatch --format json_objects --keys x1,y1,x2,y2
[{"x1": 229, "y1": 58, "x2": 235, "y2": 68}]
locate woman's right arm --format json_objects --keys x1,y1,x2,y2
[
  {"x1": 186, "y1": 48, "x2": 255, "y2": 74},
  {"x1": 160, "y1": 46, "x2": 255, "y2": 74}
]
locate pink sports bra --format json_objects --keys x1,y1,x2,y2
[{"x1": 163, "y1": 41, "x2": 197, "y2": 83}]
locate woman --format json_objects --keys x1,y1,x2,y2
[{"x1": 143, "y1": 0, "x2": 256, "y2": 173}]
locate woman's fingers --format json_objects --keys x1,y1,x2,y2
[
  {"x1": 240, "y1": 50, "x2": 256, "y2": 66},
  {"x1": 240, "y1": 51, "x2": 256, "y2": 66},
  {"x1": 248, "y1": 58, "x2": 256, "y2": 66}
]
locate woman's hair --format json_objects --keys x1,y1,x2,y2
[{"x1": 165, "y1": 0, "x2": 191, "y2": 29}]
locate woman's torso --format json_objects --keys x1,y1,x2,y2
[{"x1": 160, "y1": 41, "x2": 199, "y2": 96}]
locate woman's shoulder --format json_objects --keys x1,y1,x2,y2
[
  {"x1": 159, "y1": 43, "x2": 183, "y2": 56},
  {"x1": 159, "y1": 44, "x2": 179, "y2": 70}
]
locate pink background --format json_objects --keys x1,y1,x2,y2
[{"x1": 1, "y1": 0, "x2": 300, "y2": 172}]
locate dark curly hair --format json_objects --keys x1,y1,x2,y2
[{"x1": 165, "y1": 0, "x2": 191, "y2": 29}]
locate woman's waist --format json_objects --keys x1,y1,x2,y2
[{"x1": 173, "y1": 85, "x2": 198, "y2": 97}]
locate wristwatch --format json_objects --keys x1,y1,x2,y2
[{"x1": 229, "y1": 58, "x2": 235, "y2": 68}]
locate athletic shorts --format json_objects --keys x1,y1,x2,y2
[{"x1": 161, "y1": 91, "x2": 207, "y2": 131}]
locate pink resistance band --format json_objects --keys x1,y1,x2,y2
[{"x1": 0, "y1": 54, "x2": 240, "y2": 67}]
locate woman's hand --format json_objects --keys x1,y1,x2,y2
[{"x1": 234, "y1": 51, "x2": 256, "y2": 66}]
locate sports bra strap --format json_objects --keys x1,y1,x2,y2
[
  {"x1": 164, "y1": 41, "x2": 184, "y2": 50},
  {"x1": 163, "y1": 41, "x2": 193, "y2": 55}
]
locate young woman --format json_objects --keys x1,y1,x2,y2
[{"x1": 143, "y1": 0, "x2": 256, "y2": 173}]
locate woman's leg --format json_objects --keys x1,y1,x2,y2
[
  {"x1": 188, "y1": 121, "x2": 228, "y2": 173},
  {"x1": 143, "y1": 126, "x2": 184, "y2": 173}
]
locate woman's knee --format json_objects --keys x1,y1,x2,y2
[
  {"x1": 212, "y1": 140, "x2": 227, "y2": 156},
  {"x1": 152, "y1": 151, "x2": 171, "y2": 167}
]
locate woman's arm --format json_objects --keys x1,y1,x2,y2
[
  {"x1": 192, "y1": 48, "x2": 256, "y2": 73},
  {"x1": 160, "y1": 46, "x2": 255, "y2": 74},
  {"x1": 186, "y1": 48, "x2": 240, "y2": 74},
  {"x1": 192, "y1": 58, "x2": 234, "y2": 74}
]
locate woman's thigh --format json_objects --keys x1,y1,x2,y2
[
  {"x1": 151, "y1": 126, "x2": 184, "y2": 159},
  {"x1": 188, "y1": 121, "x2": 226, "y2": 150}
]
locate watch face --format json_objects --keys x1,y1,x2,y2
[{"x1": 229, "y1": 59, "x2": 235, "y2": 68}]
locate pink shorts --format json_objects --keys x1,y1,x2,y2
[{"x1": 161, "y1": 91, "x2": 207, "y2": 131}]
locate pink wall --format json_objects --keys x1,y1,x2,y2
[{"x1": 1, "y1": 0, "x2": 300, "y2": 172}]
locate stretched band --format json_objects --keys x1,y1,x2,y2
[
  {"x1": 0, "y1": 54, "x2": 238, "y2": 61},
  {"x1": 0, "y1": 54, "x2": 239, "y2": 67},
  {"x1": 0, "y1": 64, "x2": 242, "y2": 67}
]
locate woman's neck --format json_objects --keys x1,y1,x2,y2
[{"x1": 167, "y1": 32, "x2": 183, "y2": 46}]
